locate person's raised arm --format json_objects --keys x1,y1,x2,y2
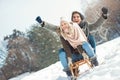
[
  {"x1": 35, "y1": 16, "x2": 59, "y2": 32},
  {"x1": 89, "y1": 7, "x2": 108, "y2": 31}
]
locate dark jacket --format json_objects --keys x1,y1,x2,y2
[
  {"x1": 60, "y1": 36, "x2": 81, "y2": 57},
  {"x1": 79, "y1": 21, "x2": 89, "y2": 37}
]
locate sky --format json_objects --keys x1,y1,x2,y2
[
  {"x1": 1, "y1": 0, "x2": 120, "y2": 80},
  {"x1": 9, "y1": 37, "x2": 120, "y2": 80},
  {"x1": 0, "y1": 0, "x2": 99, "y2": 40},
  {"x1": 0, "y1": 0, "x2": 84, "y2": 40}
]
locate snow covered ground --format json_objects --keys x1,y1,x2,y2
[{"x1": 9, "y1": 37, "x2": 120, "y2": 80}]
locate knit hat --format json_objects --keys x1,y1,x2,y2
[{"x1": 60, "y1": 17, "x2": 70, "y2": 23}]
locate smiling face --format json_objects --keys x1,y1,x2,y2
[
  {"x1": 72, "y1": 13, "x2": 82, "y2": 24},
  {"x1": 60, "y1": 21, "x2": 70, "y2": 33}
]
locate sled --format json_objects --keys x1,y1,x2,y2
[
  {"x1": 70, "y1": 58, "x2": 92, "y2": 79},
  {"x1": 69, "y1": 46, "x2": 93, "y2": 79}
]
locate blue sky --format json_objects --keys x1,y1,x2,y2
[{"x1": 0, "y1": 0, "x2": 82, "y2": 40}]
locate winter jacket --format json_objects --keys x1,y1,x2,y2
[{"x1": 79, "y1": 21, "x2": 89, "y2": 37}]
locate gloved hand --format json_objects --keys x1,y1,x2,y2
[
  {"x1": 35, "y1": 16, "x2": 45, "y2": 27},
  {"x1": 36, "y1": 16, "x2": 42, "y2": 23},
  {"x1": 101, "y1": 7, "x2": 108, "y2": 19},
  {"x1": 102, "y1": 7, "x2": 108, "y2": 14}
]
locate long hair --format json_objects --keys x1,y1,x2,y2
[
  {"x1": 71, "y1": 11, "x2": 84, "y2": 21},
  {"x1": 59, "y1": 22, "x2": 74, "y2": 40}
]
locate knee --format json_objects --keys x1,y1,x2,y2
[{"x1": 58, "y1": 48, "x2": 65, "y2": 54}]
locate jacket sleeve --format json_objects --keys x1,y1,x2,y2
[
  {"x1": 60, "y1": 36, "x2": 72, "y2": 58},
  {"x1": 42, "y1": 21, "x2": 59, "y2": 32},
  {"x1": 88, "y1": 15, "x2": 106, "y2": 32},
  {"x1": 79, "y1": 21, "x2": 89, "y2": 38}
]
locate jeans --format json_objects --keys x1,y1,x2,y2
[
  {"x1": 58, "y1": 48, "x2": 83, "y2": 70},
  {"x1": 58, "y1": 42, "x2": 95, "y2": 76},
  {"x1": 88, "y1": 34, "x2": 96, "y2": 53},
  {"x1": 58, "y1": 48, "x2": 83, "y2": 76},
  {"x1": 82, "y1": 42, "x2": 95, "y2": 58},
  {"x1": 58, "y1": 42, "x2": 95, "y2": 69},
  {"x1": 58, "y1": 48, "x2": 68, "y2": 70}
]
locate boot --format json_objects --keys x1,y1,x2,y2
[
  {"x1": 67, "y1": 76, "x2": 76, "y2": 80},
  {"x1": 90, "y1": 57, "x2": 99, "y2": 67},
  {"x1": 66, "y1": 70, "x2": 72, "y2": 76}
]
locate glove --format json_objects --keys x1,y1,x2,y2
[
  {"x1": 102, "y1": 7, "x2": 108, "y2": 14},
  {"x1": 101, "y1": 7, "x2": 108, "y2": 19},
  {"x1": 67, "y1": 57, "x2": 72, "y2": 67},
  {"x1": 35, "y1": 16, "x2": 45, "y2": 27},
  {"x1": 36, "y1": 16, "x2": 42, "y2": 23}
]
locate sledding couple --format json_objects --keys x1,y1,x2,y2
[{"x1": 36, "y1": 7, "x2": 108, "y2": 80}]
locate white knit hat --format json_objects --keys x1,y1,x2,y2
[{"x1": 60, "y1": 17, "x2": 69, "y2": 22}]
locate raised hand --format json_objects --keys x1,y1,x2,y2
[
  {"x1": 36, "y1": 16, "x2": 43, "y2": 23},
  {"x1": 102, "y1": 7, "x2": 108, "y2": 14},
  {"x1": 35, "y1": 16, "x2": 45, "y2": 27},
  {"x1": 101, "y1": 7, "x2": 108, "y2": 19}
]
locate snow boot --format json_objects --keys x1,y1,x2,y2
[
  {"x1": 90, "y1": 57, "x2": 99, "y2": 67},
  {"x1": 66, "y1": 70, "x2": 72, "y2": 76},
  {"x1": 66, "y1": 70, "x2": 77, "y2": 80},
  {"x1": 67, "y1": 76, "x2": 77, "y2": 80}
]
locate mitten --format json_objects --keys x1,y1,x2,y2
[
  {"x1": 102, "y1": 7, "x2": 108, "y2": 14},
  {"x1": 35, "y1": 16, "x2": 45, "y2": 27},
  {"x1": 36, "y1": 16, "x2": 42, "y2": 23},
  {"x1": 101, "y1": 7, "x2": 108, "y2": 19}
]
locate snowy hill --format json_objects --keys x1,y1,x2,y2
[{"x1": 9, "y1": 37, "x2": 120, "y2": 80}]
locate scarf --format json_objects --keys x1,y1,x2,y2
[{"x1": 61, "y1": 23, "x2": 87, "y2": 49}]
